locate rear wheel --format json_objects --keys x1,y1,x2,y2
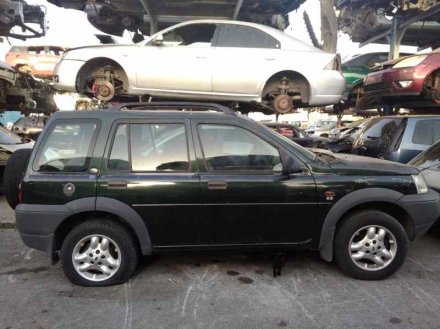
[
  {"x1": 334, "y1": 210, "x2": 408, "y2": 280},
  {"x1": 60, "y1": 219, "x2": 138, "y2": 286},
  {"x1": 3, "y1": 148, "x2": 32, "y2": 209}
]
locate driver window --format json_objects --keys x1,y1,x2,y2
[
  {"x1": 198, "y1": 124, "x2": 282, "y2": 172},
  {"x1": 159, "y1": 23, "x2": 217, "y2": 47}
]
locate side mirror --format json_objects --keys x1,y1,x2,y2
[
  {"x1": 152, "y1": 34, "x2": 164, "y2": 46},
  {"x1": 281, "y1": 154, "x2": 303, "y2": 176}
]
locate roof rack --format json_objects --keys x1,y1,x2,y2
[{"x1": 110, "y1": 102, "x2": 236, "y2": 116}]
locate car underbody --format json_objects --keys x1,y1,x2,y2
[{"x1": 47, "y1": 0, "x2": 305, "y2": 37}]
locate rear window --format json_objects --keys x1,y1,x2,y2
[
  {"x1": 412, "y1": 119, "x2": 440, "y2": 145},
  {"x1": 361, "y1": 118, "x2": 403, "y2": 141},
  {"x1": 33, "y1": 120, "x2": 99, "y2": 172}
]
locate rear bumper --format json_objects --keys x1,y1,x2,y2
[
  {"x1": 309, "y1": 71, "x2": 345, "y2": 106},
  {"x1": 15, "y1": 203, "x2": 83, "y2": 258},
  {"x1": 398, "y1": 189, "x2": 440, "y2": 238}
]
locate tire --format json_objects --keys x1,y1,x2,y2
[
  {"x1": 60, "y1": 219, "x2": 139, "y2": 286},
  {"x1": 334, "y1": 210, "x2": 408, "y2": 280},
  {"x1": 0, "y1": 167, "x2": 4, "y2": 195},
  {"x1": 4, "y1": 148, "x2": 32, "y2": 209}
]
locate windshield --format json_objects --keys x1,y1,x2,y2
[
  {"x1": 257, "y1": 122, "x2": 316, "y2": 162},
  {"x1": 0, "y1": 126, "x2": 22, "y2": 144},
  {"x1": 409, "y1": 141, "x2": 440, "y2": 169},
  {"x1": 360, "y1": 117, "x2": 403, "y2": 141}
]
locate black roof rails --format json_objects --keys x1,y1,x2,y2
[{"x1": 109, "y1": 102, "x2": 236, "y2": 115}]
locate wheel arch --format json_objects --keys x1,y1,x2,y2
[
  {"x1": 260, "y1": 70, "x2": 311, "y2": 104},
  {"x1": 319, "y1": 188, "x2": 414, "y2": 262},
  {"x1": 75, "y1": 57, "x2": 129, "y2": 94},
  {"x1": 53, "y1": 197, "x2": 152, "y2": 258}
]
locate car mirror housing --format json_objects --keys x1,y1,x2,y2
[
  {"x1": 281, "y1": 153, "x2": 303, "y2": 175},
  {"x1": 152, "y1": 34, "x2": 164, "y2": 46}
]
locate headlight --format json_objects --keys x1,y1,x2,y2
[
  {"x1": 393, "y1": 55, "x2": 427, "y2": 68},
  {"x1": 412, "y1": 174, "x2": 428, "y2": 194}
]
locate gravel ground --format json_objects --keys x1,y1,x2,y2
[{"x1": 0, "y1": 228, "x2": 439, "y2": 329}]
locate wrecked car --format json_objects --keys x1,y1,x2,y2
[
  {"x1": 53, "y1": 19, "x2": 344, "y2": 114},
  {"x1": 0, "y1": 61, "x2": 57, "y2": 115},
  {"x1": 6, "y1": 45, "x2": 66, "y2": 79},
  {"x1": 359, "y1": 50, "x2": 440, "y2": 111}
]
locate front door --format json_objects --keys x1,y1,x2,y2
[
  {"x1": 96, "y1": 119, "x2": 204, "y2": 247},
  {"x1": 136, "y1": 23, "x2": 219, "y2": 93},
  {"x1": 192, "y1": 120, "x2": 318, "y2": 246}
]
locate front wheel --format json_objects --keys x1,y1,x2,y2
[
  {"x1": 334, "y1": 210, "x2": 408, "y2": 280},
  {"x1": 61, "y1": 219, "x2": 138, "y2": 286}
]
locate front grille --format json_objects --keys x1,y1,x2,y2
[{"x1": 364, "y1": 82, "x2": 390, "y2": 92}]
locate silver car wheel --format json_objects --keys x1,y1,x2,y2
[
  {"x1": 72, "y1": 234, "x2": 121, "y2": 282},
  {"x1": 349, "y1": 225, "x2": 397, "y2": 271}
]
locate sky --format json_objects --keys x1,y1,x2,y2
[{"x1": 0, "y1": 0, "x2": 418, "y2": 59}]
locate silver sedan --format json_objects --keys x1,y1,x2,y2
[{"x1": 54, "y1": 19, "x2": 345, "y2": 114}]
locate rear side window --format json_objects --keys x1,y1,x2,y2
[
  {"x1": 33, "y1": 121, "x2": 99, "y2": 172},
  {"x1": 412, "y1": 120, "x2": 440, "y2": 145},
  {"x1": 108, "y1": 123, "x2": 189, "y2": 172},
  {"x1": 217, "y1": 25, "x2": 280, "y2": 49}
]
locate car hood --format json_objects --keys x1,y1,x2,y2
[
  {"x1": 325, "y1": 153, "x2": 418, "y2": 175},
  {"x1": 0, "y1": 142, "x2": 34, "y2": 152}
]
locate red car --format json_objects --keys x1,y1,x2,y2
[{"x1": 357, "y1": 50, "x2": 440, "y2": 110}]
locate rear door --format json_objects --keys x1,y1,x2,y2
[
  {"x1": 97, "y1": 119, "x2": 204, "y2": 247},
  {"x1": 23, "y1": 119, "x2": 101, "y2": 205}
]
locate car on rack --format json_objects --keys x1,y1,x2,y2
[
  {"x1": 408, "y1": 141, "x2": 440, "y2": 235},
  {"x1": 0, "y1": 125, "x2": 33, "y2": 194},
  {"x1": 5, "y1": 102, "x2": 439, "y2": 286},
  {"x1": 5, "y1": 45, "x2": 66, "y2": 79},
  {"x1": 53, "y1": 19, "x2": 345, "y2": 114},
  {"x1": 336, "y1": 52, "x2": 411, "y2": 111},
  {"x1": 351, "y1": 115, "x2": 440, "y2": 163},
  {"x1": 358, "y1": 50, "x2": 440, "y2": 110},
  {"x1": 262, "y1": 122, "x2": 329, "y2": 148}
]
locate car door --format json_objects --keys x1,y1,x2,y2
[
  {"x1": 192, "y1": 119, "x2": 317, "y2": 246},
  {"x1": 135, "y1": 23, "x2": 219, "y2": 93},
  {"x1": 211, "y1": 24, "x2": 281, "y2": 96},
  {"x1": 96, "y1": 118, "x2": 205, "y2": 247},
  {"x1": 24, "y1": 119, "x2": 101, "y2": 205}
]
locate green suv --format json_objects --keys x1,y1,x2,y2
[{"x1": 8, "y1": 103, "x2": 440, "y2": 286}]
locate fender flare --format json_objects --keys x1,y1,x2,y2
[
  {"x1": 95, "y1": 197, "x2": 152, "y2": 255},
  {"x1": 319, "y1": 188, "x2": 404, "y2": 262}
]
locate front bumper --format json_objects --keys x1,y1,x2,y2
[
  {"x1": 53, "y1": 59, "x2": 85, "y2": 92},
  {"x1": 398, "y1": 189, "x2": 440, "y2": 238}
]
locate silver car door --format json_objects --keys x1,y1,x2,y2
[{"x1": 136, "y1": 23, "x2": 218, "y2": 93}]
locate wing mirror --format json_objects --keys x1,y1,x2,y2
[
  {"x1": 281, "y1": 155, "x2": 303, "y2": 176},
  {"x1": 152, "y1": 34, "x2": 164, "y2": 46}
]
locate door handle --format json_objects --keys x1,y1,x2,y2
[
  {"x1": 196, "y1": 56, "x2": 206, "y2": 59},
  {"x1": 265, "y1": 57, "x2": 276, "y2": 61},
  {"x1": 207, "y1": 181, "x2": 228, "y2": 190},
  {"x1": 107, "y1": 180, "x2": 127, "y2": 189}
]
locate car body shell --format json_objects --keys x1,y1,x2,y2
[{"x1": 53, "y1": 20, "x2": 345, "y2": 106}]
